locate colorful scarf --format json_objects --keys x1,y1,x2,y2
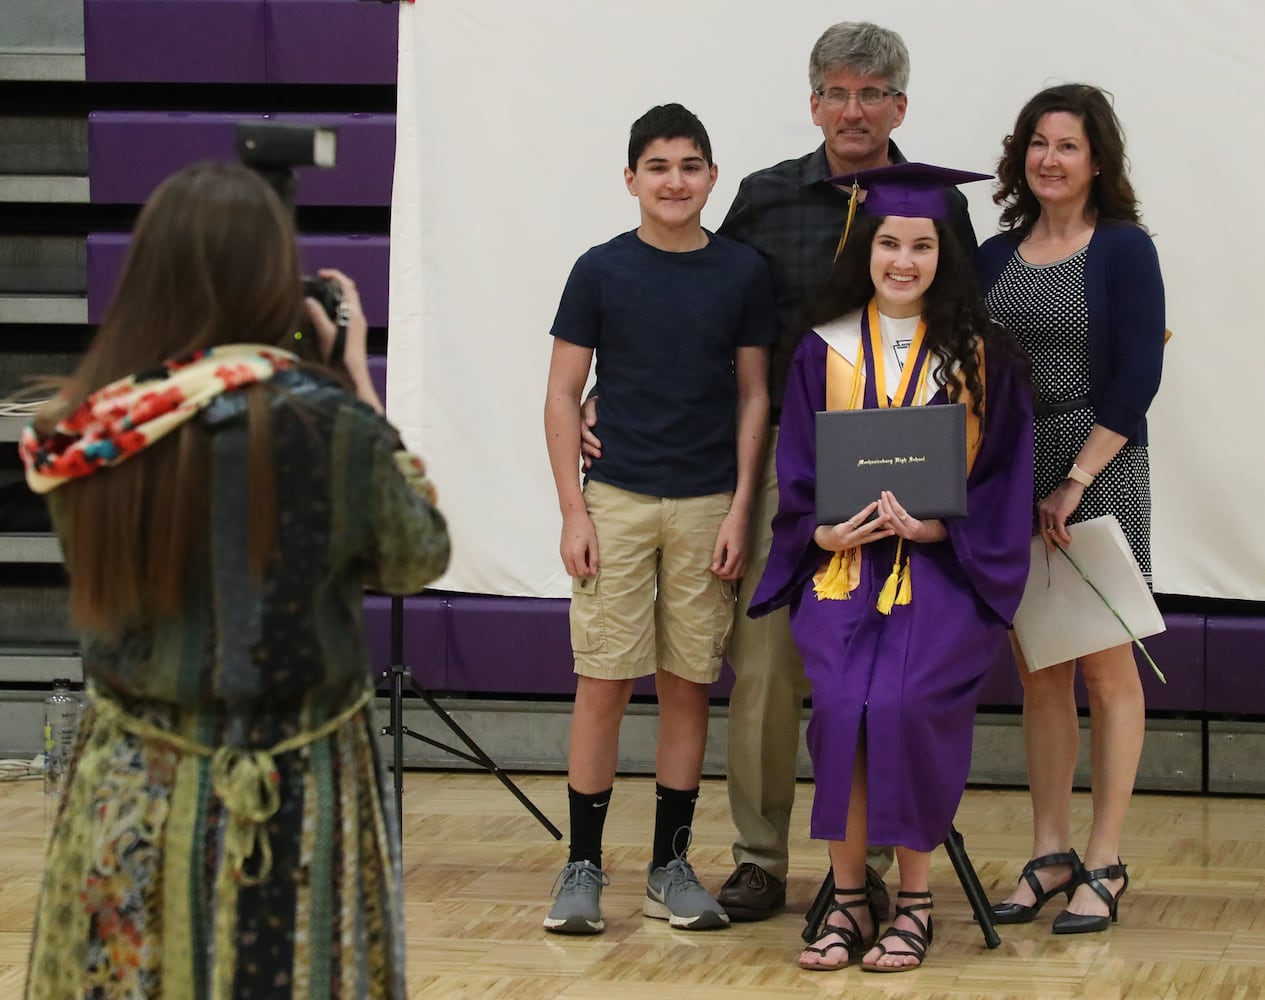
[{"x1": 20, "y1": 344, "x2": 297, "y2": 494}]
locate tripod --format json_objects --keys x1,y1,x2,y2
[
  {"x1": 377, "y1": 593, "x2": 562, "y2": 842},
  {"x1": 803, "y1": 825, "x2": 1001, "y2": 949}
]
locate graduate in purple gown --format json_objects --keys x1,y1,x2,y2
[{"x1": 747, "y1": 163, "x2": 1034, "y2": 973}]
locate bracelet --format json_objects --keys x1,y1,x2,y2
[{"x1": 1065, "y1": 463, "x2": 1095, "y2": 487}]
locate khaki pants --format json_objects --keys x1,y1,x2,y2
[
  {"x1": 725, "y1": 430, "x2": 894, "y2": 879},
  {"x1": 725, "y1": 430, "x2": 811, "y2": 878},
  {"x1": 571, "y1": 480, "x2": 735, "y2": 683}
]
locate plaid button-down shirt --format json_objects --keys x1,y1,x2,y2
[{"x1": 718, "y1": 141, "x2": 977, "y2": 420}]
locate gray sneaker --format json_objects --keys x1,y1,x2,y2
[
  {"x1": 644, "y1": 857, "x2": 730, "y2": 930},
  {"x1": 543, "y1": 860, "x2": 610, "y2": 934}
]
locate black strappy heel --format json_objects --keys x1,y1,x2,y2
[
  {"x1": 862, "y1": 890, "x2": 933, "y2": 973},
  {"x1": 798, "y1": 886, "x2": 878, "y2": 972},
  {"x1": 991, "y1": 849, "x2": 1082, "y2": 924},
  {"x1": 1052, "y1": 859, "x2": 1128, "y2": 934}
]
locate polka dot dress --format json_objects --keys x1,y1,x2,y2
[{"x1": 987, "y1": 247, "x2": 1152, "y2": 581}]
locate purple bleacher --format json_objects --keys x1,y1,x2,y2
[
  {"x1": 265, "y1": 0, "x2": 399, "y2": 85},
  {"x1": 445, "y1": 595, "x2": 738, "y2": 699},
  {"x1": 1136, "y1": 613, "x2": 1205, "y2": 711},
  {"x1": 85, "y1": 0, "x2": 268, "y2": 83},
  {"x1": 357, "y1": 595, "x2": 1225, "y2": 713},
  {"x1": 1205, "y1": 616, "x2": 1265, "y2": 715},
  {"x1": 85, "y1": 0, "x2": 397, "y2": 84},
  {"x1": 86, "y1": 232, "x2": 389, "y2": 326},
  {"x1": 88, "y1": 112, "x2": 395, "y2": 206},
  {"x1": 1062, "y1": 612, "x2": 1204, "y2": 711},
  {"x1": 446, "y1": 595, "x2": 597, "y2": 696},
  {"x1": 362, "y1": 594, "x2": 446, "y2": 689},
  {"x1": 297, "y1": 235, "x2": 390, "y2": 324}
]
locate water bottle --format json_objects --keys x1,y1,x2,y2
[{"x1": 43, "y1": 678, "x2": 80, "y2": 797}]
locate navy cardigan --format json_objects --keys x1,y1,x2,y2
[{"x1": 976, "y1": 222, "x2": 1165, "y2": 446}]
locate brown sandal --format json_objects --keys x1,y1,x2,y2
[
  {"x1": 862, "y1": 890, "x2": 933, "y2": 973},
  {"x1": 797, "y1": 886, "x2": 878, "y2": 972}
]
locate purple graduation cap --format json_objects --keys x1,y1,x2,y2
[{"x1": 827, "y1": 161, "x2": 992, "y2": 219}]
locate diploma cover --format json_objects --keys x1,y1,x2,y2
[
  {"x1": 814, "y1": 403, "x2": 967, "y2": 524},
  {"x1": 1012, "y1": 515, "x2": 1165, "y2": 671}
]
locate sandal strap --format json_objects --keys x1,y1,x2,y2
[
  {"x1": 1022, "y1": 849, "x2": 1080, "y2": 874},
  {"x1": 1082, "y1": 862, "x2": 1127, "y2": 882},
  {"x1": 805, "y1": 888, "x2": 877, "y2": 958},
  {"x1": 873, "y1": 903, "x2": 933, "y2": 963},
  {"x1": 892, "y1": 895, "x2": 933, "y2": 933},
  {"x1": 872, "y1": 926, "x2": 929, "y2": 962},
  {"x1": 1018, "y1": 850, "x2": 1080, "y2": 901},
  {"x1": 1079, "y1": 861, "x2": 1128, "y2": 909}
]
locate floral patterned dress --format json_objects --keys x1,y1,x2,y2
[{"x1": 23, "y1": 359, "x2": 450, "y2": 999}]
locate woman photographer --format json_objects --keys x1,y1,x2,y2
[{"x1": 20, "y1": 162, "x2": 449, "y2": 999}]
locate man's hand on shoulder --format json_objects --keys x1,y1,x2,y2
[{"x1": 579, "y1": 396, "x2": 602, "y2": 471}]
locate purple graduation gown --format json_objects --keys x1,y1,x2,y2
[{"x1": 749, "y1": 331, "x2": 1033, "y2": 850}]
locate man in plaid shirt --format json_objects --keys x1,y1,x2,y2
[{"x1": 712, "y1": 20, "x2": 979, "y2": 923}]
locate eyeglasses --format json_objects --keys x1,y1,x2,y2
[{"x1": 814, "y1": 87, "x2": 903, "y2": 108}]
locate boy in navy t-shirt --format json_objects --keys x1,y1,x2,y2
[{"x1": 542, "y1": 104, "x2": 776, "y2": 934}]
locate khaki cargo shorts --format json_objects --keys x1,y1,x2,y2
[{"x1": 570, "y1": 479, "x2": 737, "y2": 684}]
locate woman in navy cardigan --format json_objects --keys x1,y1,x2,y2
[{"x1": 976, "y1": 84, "x2": 1165, "y2": 935}]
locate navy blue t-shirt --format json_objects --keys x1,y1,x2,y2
[{"x1": 550, "y1": 229, "x2": 777, "y2": 498}]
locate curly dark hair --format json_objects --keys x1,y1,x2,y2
[
  {"x1": 993, "y1": 83, "x2": 1140, "y2": 232},
  {"x1": 809, "y1": 213, "x2": 1020, "y2": 419}
]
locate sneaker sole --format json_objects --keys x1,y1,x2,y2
[
  {"x1": 542, "y1": 915, "x2": 604, "y2": 934},
  {"x1": 643, "y1": 895, "x2": 730, "y2": 930}
]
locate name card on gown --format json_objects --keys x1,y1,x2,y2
[
  {"x1": 1013, "y1": 515, "x2": 1165, "y2": 671},
  {"x1": 814, "y1": 403, "x2": 967, "y2": 525}
]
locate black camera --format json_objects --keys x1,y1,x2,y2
[
  {"x1": 302, "y1": 274, "x2": 343, "y2": 323},
  {"x1": 236, "y1": 121, "x2": 343, "y2": 327}
]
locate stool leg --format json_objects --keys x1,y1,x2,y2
[
  {"x1": 944, "y1": 825, "x2": 1001, "y2": 949},
  {"x1": 802, "y1": 869, "x2": 836, "y2": 943}
]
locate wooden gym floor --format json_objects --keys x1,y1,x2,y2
[{"x1": 1, "y1": 772, "x2": 1263, "y2": 998}]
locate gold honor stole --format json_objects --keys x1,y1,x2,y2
[{"x1": 812, "y1": 300, "x2": 985, "y2": 612}]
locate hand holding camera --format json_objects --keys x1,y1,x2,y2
[{"x1": 303, "y1": 268, "x2": 381, "y2": 413}]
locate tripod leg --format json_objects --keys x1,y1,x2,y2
[
  {"x1": 411, "y1": 682, "x2": 563, "y2": 840},
  {"x1": 381, "y1": 592, "x2": 560, "y2": 840},
  {"x1": 803, "y1": 868, "x2": 836, "y2": 943},
  {"x1": 391, "y1": 664, "x2": 405, "y2": 843},
  {"x1": 944, "y1": 825, "x2": 1001, "y2": 949}
]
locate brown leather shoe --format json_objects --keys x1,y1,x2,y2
[{"x1": 717, "y1": 862, "x2": 786, "y2": 921}]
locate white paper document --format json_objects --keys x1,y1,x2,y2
[{"x1": 1012, "y1": 515, "x2": 1165, "y2": 671}]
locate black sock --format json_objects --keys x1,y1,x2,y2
[
  {"x1": 652, "y1": 783, "x2": 699, "y2": 870},
  {"x1": 567, "y1": 785, "x2": 612, "y2": 868}
]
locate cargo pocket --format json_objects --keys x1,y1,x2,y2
[
  {"x1": 711, "y1": 577, "x2": 738, "y2": 658},
  {"x1": 569, "y1": 571, "x2": 606, "y2": 653}
]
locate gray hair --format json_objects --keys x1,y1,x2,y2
[{"x1": 808, "y1": 22, "x2": 910, "y2": 93}]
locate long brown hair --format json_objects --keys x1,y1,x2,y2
[
  {"x1": 39, "y1": 162, "x2": 305, "y2": 633},
  {"x1": 809, "y1": 214, "x2": 1020, "y2": 419},
  {"x1": 993, "y1": 83, "x2": 1141, "y2": 232}
]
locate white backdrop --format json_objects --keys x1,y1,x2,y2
[{"x1": 388, "y1": 0, "x2": 1265, "y2": 602}]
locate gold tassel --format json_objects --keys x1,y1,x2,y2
[
  {"x1": 875, "y1": 539, "x2": 905, "y2": 615},
  {"x1": 832, "y1": 180, "x2": 861, "y2": 262},
  {"x1": 814, "y1": 548, "x2": 858, "y2": 600},
  {"x1": 895, "y1": 553, "x2": 912, "y2": 606}
]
